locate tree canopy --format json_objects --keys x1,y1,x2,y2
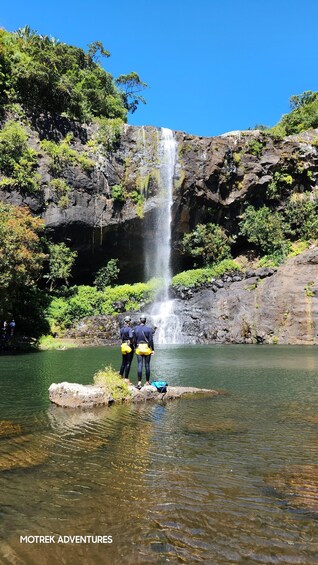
[
  {"x1": 271, "y1": 90, "x2": 318, "y2": 136},
  {"x1": 0, "y1": 202, "x2": 46, "y2": 327},
  {"x1": 0, "y1": 26, "x2": 147, "y2": 123},
  {"x1": 0, "y1": 202, "x2": 45, "y2": 290},
  {"x1": 44, "y1": 242, "x2": 78, "y2": 290}
]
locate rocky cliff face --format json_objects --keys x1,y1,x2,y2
[
  {"x1": 66, "y1": 247, "x2": 318, "y2": 345},
  {"x1": 1, "y1": 115, "x2": 318, "y2": 281},
  {"x1": 172, "y1": 247, "x2": 318, "y2": 345},
  {"x1": 2, "y1": 115, "x2": 318, "y2": 344}
]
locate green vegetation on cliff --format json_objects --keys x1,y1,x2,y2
[
  {"x1": 171, "y1": 260, "x2": 240, "y2": 289},
  {"x1": 269, "y1": 91, "x2": 318, "y2": 136},
  {"x1": 0, "y1": 120, "x2": 40, "y2": 193},
  {"x1": 47, "y1": 279, "x2": 162, "y2": 332},
  {"x1": 180, "y1": 223, "x2": 232, "y2": 266},
  {"x1": 0, "y1": 26, "x2": 146, "y2": 122}
]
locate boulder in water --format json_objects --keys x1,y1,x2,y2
[
  {"x1": 49, "y1": 382, "x2": 220, "y2": 408},
  {"x1": 49, "y1": 382, "x2": 112, "y2": 408}
]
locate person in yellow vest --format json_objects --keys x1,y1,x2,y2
[
  {"x1": 134, "y1": 315, "x2": 154, "y2": 389},
  {"x1": 119, "y1": 316, "x2": 134, "y2": 382}
]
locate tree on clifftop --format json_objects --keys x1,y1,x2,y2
[
  {"x1": 0, "y1": 26, "x2": 147, "y2": 122},
  {"x1": 271, "y1": 90, "x2": 318, "y2": 136}
]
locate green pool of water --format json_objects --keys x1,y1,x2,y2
[{"x1": 0, "y1": 345, "x2": 318, "y2": 564}]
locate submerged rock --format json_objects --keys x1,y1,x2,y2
[
  {"x1": 183, "y1": 419, "x2": 248, "y2": 435},
  {"x1": 0, "y1": 420, "x2": 22, "y2": 438},
  {"x1": 266, "y1": 465, "x2": 318, "y2": 513},
  {"x1": 49, "y1": 382, "x2": 219, "y2": 408},
  {"x1": 0, "y1": 434, "x2": 52, "y2": 471}
]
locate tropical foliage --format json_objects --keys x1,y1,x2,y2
[
  {"x1": 0, "y1": 202, "x2": 45, "y2": 290},
  {"x1": 46, "y1": 279, "x2": 162, "y2": 330},
  {"x1": 94, "y1": 259, "x2": 120, "y2": 290},
  {"x1": 0, "y1": 120, "x2": 40, "y2": 192},
  {"x1": 0, "y1": 26, "x2": 146, "y2": 122},
  {"x1": 270, "y1": 90, "x2": 318, "y2": 136},
  {"x1": 171, "y1": 260, "x2": 241, "y2": 289},
  {"x1": 0, "y1": 203, "x2": 49, "y2": 335},
  {"x1": 181, "y1": 223, "x2": 232, "y2": 266},
  {"x1": 44, "y1": 242, "x2": 78, "y2": 290},
  {"x1": 239, "y1": 205, "x2": 287, "y2": 256}
]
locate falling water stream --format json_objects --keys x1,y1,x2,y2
[{"x1": 145, "y1": 128, "x2": 182, "y2": 343}]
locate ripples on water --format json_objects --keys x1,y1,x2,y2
[{"x1": 0, "y1": 345, "x2": 318, "y2": 564}]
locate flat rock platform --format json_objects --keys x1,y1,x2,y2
[{"x1": 48, "y1": 382, "x2": 220, "y2": 408}]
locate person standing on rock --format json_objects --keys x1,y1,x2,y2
[
  {"x1": 134, "y1": 315, "x2": 154, "y2": 389},
  {"x1": 119, "y1": 315, "x2": 134, "y2": 382}
]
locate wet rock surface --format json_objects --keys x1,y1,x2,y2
[{"x1": 49, "y1": 382, "x2": 220, "y2": 408}]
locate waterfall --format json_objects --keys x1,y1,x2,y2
[{"x1": 145, "y1": 128, "x2": 182, "y2": 344}]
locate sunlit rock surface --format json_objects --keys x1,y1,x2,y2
[
  {"x1": 171, "y1": 247, "x2": 318, "y2": 345},
  {"x1": 49, "y1": 382, "x2": 219, "y2": 408},
  {"x1": 48, "y1": 382, "x2": 112, "y2": 408}
]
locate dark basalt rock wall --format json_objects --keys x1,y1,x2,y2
[{"x1": 2, "y1": 115, "x2": 318, "y2": 282}]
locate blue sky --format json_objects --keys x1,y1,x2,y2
[{"x1": 1, "y1": 0, "x2": 318, "y2": 137}]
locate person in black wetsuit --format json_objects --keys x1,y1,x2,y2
[
  {"x1": 119, "y1": 315, "x2": 134, "y2": 382},
  {"x1": 134, "y1": 315, "x2": 154, "y2": 389}
]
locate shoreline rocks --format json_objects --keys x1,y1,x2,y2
[{"x1": 48, "y1": 382, "x2": 220, "y2": 408}]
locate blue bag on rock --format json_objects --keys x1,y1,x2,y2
[{"x1": 151, "y1": 381, "x2": 168, "y2": 393}]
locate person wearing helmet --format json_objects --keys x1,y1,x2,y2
[
  {"x1": 119, "y1": 315, "x2": 134, "y2": 382},
  {"x1": 133, "y1": 315, "x2": 155, "y2": 389}
]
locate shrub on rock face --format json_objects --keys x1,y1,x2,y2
[
  {"x1": 93, "y1": 258, "x2": 120, "y2": 290},
  {"x1": 46, "y1": 278, "x2": 162, "y2": 330},
  {"x1": 171, "y1": 259, "x2": 241, "y2": 289},
  {"x1": 239, "y1": 205, "x2": 288, "y2": 257},
  {"x1": 181, "y1": 223, "x2": 232, "y2": 266},
  {"x1": 270, "y1": 90, "x2": 318, "y2": 136},
  {"x1": 284, "y1": 193, "x2": 318, "y2": 240},
  {"x1": 93, "y1": 365, "x2": 131, "y2": 400},
  {"x1": 0, "y1": 120, "x2": 40, "y2": 193}
]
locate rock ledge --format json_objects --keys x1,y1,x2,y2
[{"x1": 48, "y1": 382, "x2": 219, "y2": 408}]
